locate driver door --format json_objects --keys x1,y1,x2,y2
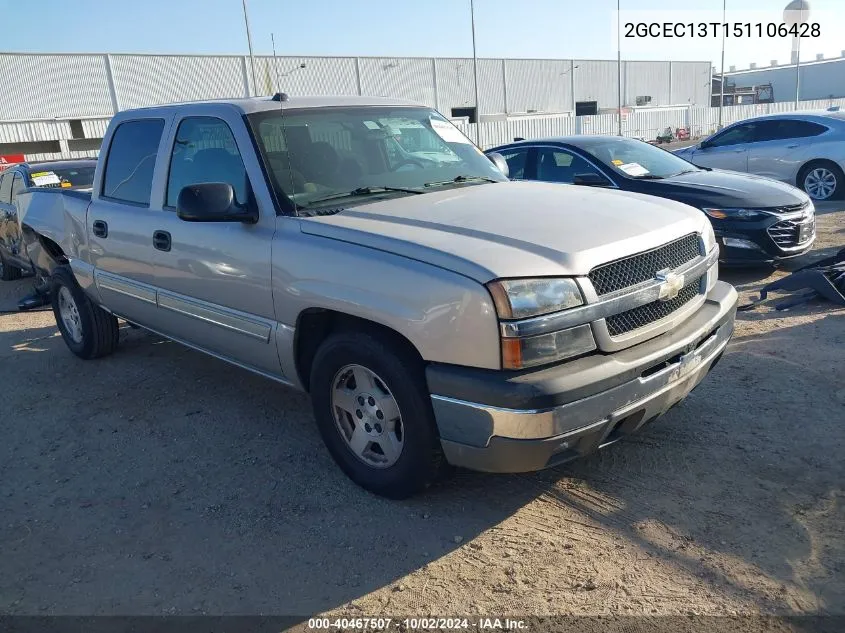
[
  {"x1": 691, "y1": 121, "x2": 758, "y2": 172},
  {"x1": 150, "y1": 113, "x2": 282, "y2": 377}
]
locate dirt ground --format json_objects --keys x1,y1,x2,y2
[{"x1": 0, "y1": 203, "x2": 843, "y2": 623}]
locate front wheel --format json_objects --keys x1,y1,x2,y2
[
  {"x1": 309, "y1": 330, "x2": 445, "y2": 499},
  {"x1": 799, "y1": 161, "x2": 844, "y2": 201},
  {"x1": 51, "y1": 266, "x2": 119, "y2": 359}
]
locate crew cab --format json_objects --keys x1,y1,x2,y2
[{"x1": 17, "y1": 95, "x2": 738, "y2": 498}]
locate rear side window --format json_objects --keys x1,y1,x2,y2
[
  {"x1": 0, "y1": 172, "x2": 13, "y2": 204},
  {"x1": 102, "y1": 119, "x2": 165, "y2": 205},
  {"x1": 760, "y1": 119, "x2": 827, "y2": 141}
]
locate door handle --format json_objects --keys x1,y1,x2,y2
[
  {"x1": 92, "y1": 220, "x2": 108, "y2": 238},
  {"x1": 152, "y1": 230, "x2": 171, "y2": 252},
  {"x1": 786, "y1": 144, "x2": 798, "y2": 149}
]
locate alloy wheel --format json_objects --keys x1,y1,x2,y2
[
  {"x1": 804, "y1": 167, "x2": 837, "y2": 200},
  {"x1": 330, "y1": 364, "x2": 404, "y2": 468},
  {"x1": 58, "y1": 286, "x2": 83, "y2": 344}
]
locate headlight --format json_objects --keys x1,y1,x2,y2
[
  {"x1": 702, "y1": 207, "x2": 767, "y2": 221},
  {"x1": 486, "y1": 278, "x2": 583, "y2": 319},
  {"x1": 487, "y1": 278, "x2": 594, "y2": 369}
]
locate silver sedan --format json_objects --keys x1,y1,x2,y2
[{"x1": 675, "y1": 109, "x2": 845, "y2": 201}]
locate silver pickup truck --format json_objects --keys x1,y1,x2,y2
[{"x1": 17, "y1": 95, "x2": 738, "y2": 498}]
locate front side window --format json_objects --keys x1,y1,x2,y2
[
  {"x1": 535, "y1": 148, "x2": 600, "y2": 184},
  {"x1": 497, "y1": 148, "x2": 530, "y2": 179},
  {"x1": 582, "y1": 138, "x2": 698, "y2": 179},
  {"x1": 167, "y1": 117, "x2": 250, "y2": 209},
  {"x1": 102, "y1": 119, "x2": 165, "y2": 205},
  {"x1": 248, "y1": 107, "x2": 506, "y2": 213},
  {"x1": 707, "y1": 123, "x2": 757, "y2": 148}
]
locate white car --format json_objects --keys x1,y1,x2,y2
[{"x1": 674, "y1": 109, "x2": 845, "y2": 201}]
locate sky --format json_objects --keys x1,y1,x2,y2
[{"x1": 3, "y1": 0, "x2": 844, "y2": 70}]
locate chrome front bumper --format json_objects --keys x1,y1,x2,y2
[{"x1": 429, "y1": 281, "x2": 738, "y2": 473}]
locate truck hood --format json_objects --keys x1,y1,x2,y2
[{"x1": 299, "y1": 181, "x2": 708, "y2": 283}]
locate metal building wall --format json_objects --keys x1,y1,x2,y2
[
  {"x1": 357, "y1": 57, "x2": 436, "y2": 107},
  {"x1": 0, "y1": 54, "x2": 114, "y2": 120},
  {"x1": 504, "y1": 59, "x2": 573, "y2": 114},
  {"x1": 724, "y1": 59, "x2": 845, "y2": 102},
  {"x1": 434, "y1": 58, "x2": 506, "y2": 116},
  {"x1": 253, "y1": 56, "x2": 359, "y2": 97},
  {"x1": 110, "y1": 55, "x2": 248, "y2": 110},
  {"x1": 573, "y1": 60, "x2": 619, "y2": 109},
  {"x1": 670, "y1": 61, "x2": 711, "y2": 105},
  {"x1": 625, "y1": 61, "x2": 671, "y2": 106}
]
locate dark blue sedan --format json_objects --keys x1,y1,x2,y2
[{"x1": 486, "y1": 136, "x2": 816, "y2": 266}]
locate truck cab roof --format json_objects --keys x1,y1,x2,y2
[{"x1": 121, "y1": 95, "x2": 426, "y2": 118}]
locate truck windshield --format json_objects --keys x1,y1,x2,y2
[{"x1": 247, "y1": 107, "x2": 506, "y2": 213}]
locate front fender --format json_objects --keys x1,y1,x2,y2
[{"x1": 272, "y1": 225, "x2": 502, "y2": 375}]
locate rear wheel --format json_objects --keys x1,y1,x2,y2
[
  {"x1": 51, "y1": 266, "x2": 119, "y2": 359},
  {"x1": 0, "y1": 251, "x2": 22, "y2": 281},
  {"x1": 309, "y1": 330, "x2": 445, "y2": 499},
  {"x1": 799, "y1": 161, "x2": 844, "y2": 201}
]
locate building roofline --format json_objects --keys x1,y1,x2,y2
[
  {"x1": 724, "y1": 55, "x2": 845, "y2": 76},
  {"x1": 0, "y1": 51, "x2": 711, "y2": 65}
]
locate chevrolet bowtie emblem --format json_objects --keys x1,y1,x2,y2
[{"x1": 656, "y1": 269, "x2": 684, "y2": 301}]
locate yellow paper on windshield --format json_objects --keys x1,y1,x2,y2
[
  {"x1": 618, "y1": 162, "x2": 649, "y2": 176},
  {"x1": 31, "y1": 171, "x2": 62, "y2": 186}
]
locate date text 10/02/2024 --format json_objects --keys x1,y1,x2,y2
[
  {"x1": 307, "y1": 618, "x2": 528, "y2": 630},
  {"x1": 624, "y1": 22, "x2": 820, "y2": 38}
]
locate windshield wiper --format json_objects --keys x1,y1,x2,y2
[
  {"x1": 630, "y1": 174, "x2": 665, "y2": 180},
  {"x1": 669, "y1": 169, "x2": 699, "y2": 177},
  {"x1": 424, "y1": 175, "x2": 499, "y2": 187},
  {"x1": 304, "y1": 186, "x2": 424, "y2": 206}
]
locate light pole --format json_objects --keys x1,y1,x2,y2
[
  {"x1": 718, "y1": 0, "x2": 726, "y2": 128},
  {"x1": 470, "y1": 0, "x2": 483, "y2": 147},
  {"x1": 242, "y1": 0, "x2": 258, "y2": 97},
  {"x1": 617, "y1": 0, "x2": 623, "y2": 136},
  {"x1": 784, "y1": 0, "x2": 811, "y2": 109}
]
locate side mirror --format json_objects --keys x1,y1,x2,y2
[
  {"x1": 486, "y1": 152, "x2": 510, "y2": 178},
  {"x1": 573, "y1": 173, "x2": 611, "y2": 187},
  {"x1": 176, "y1": 183, "x2": 258, "y2": 224},
  {"x1": 698, "y1": 140, "x2": 711, "y2": 150}
]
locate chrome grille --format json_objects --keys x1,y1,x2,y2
[
  {"x1": 589, "y1": 233, "x2": 701, "y2": 296},
  {"x1": 606, "y1": 276, "x2": 703, "y2": 336},
  {"x1": 768, "y1": 218, "x2": 813, "y2": 248},
  {"x1": 770, "y1": 202, "x2": 809, "y2": 214}
]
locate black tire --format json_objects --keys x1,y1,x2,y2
[
  {"x1": 309, "y1": 329, "x2": 445, "y2": 499},
  {"x1": 51, "y1": 266, "x2": 119, "y2": 359},
  {"x1": 0, "y1": 251, "x2": 22, "y2": 281},
  {"x1": 798, "y1": 160, "x2": 844, "y2": 201}
]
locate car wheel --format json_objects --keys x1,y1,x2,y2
[
  {"x1": 309, "y1": 329, "x2": 445, "y2": 499},
  {"x1": 51, "y1": 266, "x2": 119, "y2": 359},
  {"x1": 0, "y1": 251, "x2": 22, "y2": 281},
  {"x1": 799, "y1": 161, "x2": 844, "y2": 201}
]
